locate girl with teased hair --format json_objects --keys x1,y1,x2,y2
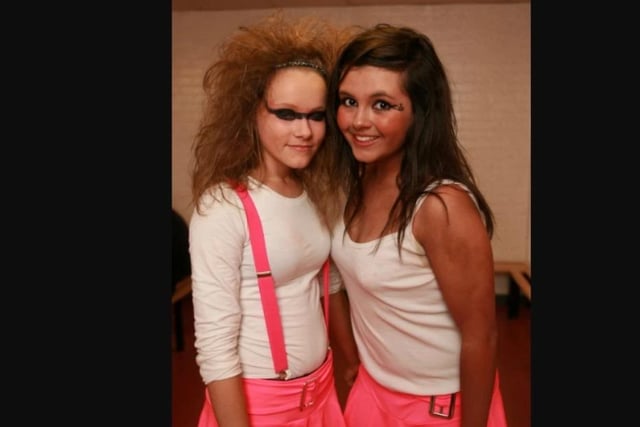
[{"x1": 189, "y1": 12, "x2": 353, "y2": 427}]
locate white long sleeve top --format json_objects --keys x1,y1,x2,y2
[{"x1": 189, "y1": 179, "x2": 338, "y2": 385}]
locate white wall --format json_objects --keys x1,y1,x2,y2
[{"x1": 172, "y1": 3, "x2": 530, "y2": 266}]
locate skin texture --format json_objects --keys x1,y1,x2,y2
[
  {"x1": 328, "y1": 289, "x2": 360, "y2": 387},
  {"x1": 328, "y1": 25, "x2": 498, "y2": 426},
  {"x1": 208, "y1": 375, "x2": 250, "y2": 426}
]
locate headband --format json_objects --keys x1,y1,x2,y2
[{"x1": 274, "y1": 60, "x2": 327, "y2": 77}]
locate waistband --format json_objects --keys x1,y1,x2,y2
[
  {"x1": 357, "y1": 364, "x2": 459, "y2": 419},
  {"x1": 242, "y1": 349, "x2": 335, "y2": 416}
]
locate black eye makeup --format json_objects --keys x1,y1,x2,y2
[
  {"x1": 264, "y1": 103, "x2": 326, "y2": 122},
  {"x1": 338, "y1": 97, "x2": 404, "y2": 112},
  {"x1": 374, "y1": 100, "x2": 404, "y2": 111}
]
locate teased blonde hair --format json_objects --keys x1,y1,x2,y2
[{"x1": 191, "y1": 11, "x2": 355, "y2": 228}]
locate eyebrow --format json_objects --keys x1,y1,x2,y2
[
  {"x1": 339, "y1": 89, "x2": 402, "y2": 103},
  {"x1": 339, "y1": 89, "x2": 396, "y2": 98}
]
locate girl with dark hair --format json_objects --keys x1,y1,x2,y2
[{"x1": 327, "y1": 23, "x2": 508, "y2": 427}]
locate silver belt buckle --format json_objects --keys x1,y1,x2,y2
[{"x1": 429, "y1": 393, "x2": 456, "y2": 419}]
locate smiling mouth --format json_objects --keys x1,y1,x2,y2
[
  {"x1": 351, "y1": 134, "x2": 378, "y2": 146},
  {"x1": 353, "y1": 135, "x2": 377, "y2": 142}
]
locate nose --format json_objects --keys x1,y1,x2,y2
[
  {"x1": 352, "y1": 107, "x2": 371, "y2": 129},
  {"x1": 293, "y1": 118, "x2": 313, "y2": 138}
]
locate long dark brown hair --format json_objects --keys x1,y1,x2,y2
[{"x1": 327, "y1": 23, "x2": 494, "y2": 250}]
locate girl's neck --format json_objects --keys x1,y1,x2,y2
[
  {"x1": 250, "y1": 168, "x2": 302, "y2": 198},
  {"x1": 362, "y1": 156, "x2": 401, "y2": 189}
]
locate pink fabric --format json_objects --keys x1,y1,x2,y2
[
  {"x1": 199, "y1": 187, "x2": 342, "y2": 425},
  {"x1": 344, "y1": 364, "x2": 508, "y2": 426},
  {"x1": 197, "y1": 349, "x2": 345, "y2": 427},
  {"x1": 235, "y1": 186, "x2": 288, "y2": 373}
]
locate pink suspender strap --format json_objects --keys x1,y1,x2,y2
[
  {"x1": 235, "y1": 186, "x2": 288, "y2": 375},
  {"x1": 234, "y1": 185, "x2": 331, "y2": 379}
]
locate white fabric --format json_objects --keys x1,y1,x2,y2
[
  {"x1": 190, "y1": 179, "x2": 334, "y2": 384},
  {"x1": 331, "y1": 180, "x2": 478, "y2": 395}
]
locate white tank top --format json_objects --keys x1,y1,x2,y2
[{"x1": 331, "y1": 180, "x2": 478, "y2": 395}]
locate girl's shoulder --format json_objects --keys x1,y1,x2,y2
[{"x1": 415, "y1": 179, "x2": 473, "y2": 211}]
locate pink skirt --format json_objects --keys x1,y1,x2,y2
[
  {"x1": 197, "y1": 349, "x2": 345, "y2": 427},
  {"x1": 344, "y1": 364, "x2": 508, "y2": 426}
]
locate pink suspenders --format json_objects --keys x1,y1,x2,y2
[{"x1": 234, "y1": 185, "x2": 330, "y2": 380}]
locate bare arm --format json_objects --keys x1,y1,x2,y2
[
  {"x1": 414, "y1": 185, "x2": 497, "y2": 427},
  {"x1": 206, "y1": 375, "x2": 250, "y2": 427},
  {"x1": 328, "y1": 289, "x2": 360, "y2": 387}
]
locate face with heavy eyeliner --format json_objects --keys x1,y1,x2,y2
[
  {"x1": 264, "y1": 103, "x2": 326, "y2": 122},
  {"x1": 256, "y1": 67, "x2": 327, "y2": 173},
  {"x1": 337, "y1": 65, "x2": 413, "y2": 165}
]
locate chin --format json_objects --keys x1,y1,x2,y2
[
  {"x1": 287, "y1": 159, "x2": 313, "y2": 170},
  {"x1": 351, "y1": 150, "x2": 376, "y2": 164}
]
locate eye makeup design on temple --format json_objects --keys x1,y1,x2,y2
[{"x1": 264, "y1": 102, "x2": 326, "y2": 122}]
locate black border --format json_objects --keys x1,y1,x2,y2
[
  {"x1": 10, "y1": 3, "x2": 173, "y2": 424},
  {"x1": 531, "y1": 2, "x2": 637, "y2": 425}
]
